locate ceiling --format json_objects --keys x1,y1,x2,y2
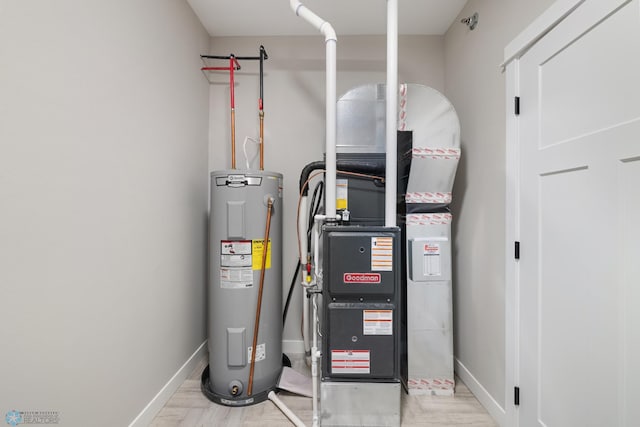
[{"x1": 187, "y1": 0, "x2": 468, "y2": 37}]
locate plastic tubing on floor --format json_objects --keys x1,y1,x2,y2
[{"x1": 268, "y1": 391, "x2": 306, "y2": 427}]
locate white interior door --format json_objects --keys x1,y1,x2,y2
[{"x1": 517, "y1": 0, "x2": 640, "y2": 426}]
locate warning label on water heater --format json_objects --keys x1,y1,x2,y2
[
  {"x1": 248, "y1": 343, "x2": 266, "y2": 362},
  {"x1": 221, "y1": 240, "x2": 252, "y2": 267},
  {"x1": 331, "y1": 350, "x2": 370, "y2": 374},
  {"x1": 220, "y1": 267, "x2": 253, "y2": 289},
  {"x1": 220, "y1": 240, "x2": 253, "y2": 288},
  {"x1": 251, "y1": 239, "x2": 272, "y2": 270}
]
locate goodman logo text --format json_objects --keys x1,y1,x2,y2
[{"x1": 343, "y1": 273, "x2": 381, "y2": 284}]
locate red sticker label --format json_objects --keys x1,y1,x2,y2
[{"x1": 343, "y1": 273, "x2": 381, "y2": 284}]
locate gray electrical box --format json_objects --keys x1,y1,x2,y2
[{"x1": 408, "y1": 237, "x2": 451, "y2": 282}]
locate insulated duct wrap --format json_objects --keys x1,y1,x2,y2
[{"x1": 337, "y1": 83, "x2": 460, "y2": 210}]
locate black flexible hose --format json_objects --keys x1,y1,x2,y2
[
  {"x1": 299, "y1": 161, "x2": 325, "y2": 196},
  {"x1": 282, "y1": 260, "x2": 301, "y2": 325},
  {"x1": 299, "y1": 159, "x2": 386, "y2": 196},
  {"x1": 307, "y1": 181, "x2": 324, "y2": 248}
]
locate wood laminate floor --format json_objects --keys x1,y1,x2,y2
[{"x1": 150, "y1": 355, "x2": 497, "y2": 427}]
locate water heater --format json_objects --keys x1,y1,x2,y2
[{"x1": 201, "y1": 170, "x2": 283, "y2": 406}]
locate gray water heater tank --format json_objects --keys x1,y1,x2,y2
[{"x1": 201, "y1": 170, "x2": 283, "y2": 406}]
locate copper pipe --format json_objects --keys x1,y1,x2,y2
[
  {"x1": 229, "y1": 55, "x2": 237, "y2": 170},
  {"x1": 258, "y1": 45, "x2": 267, "y2": 170},
  {"x1": 202, "y1": 49, "x2": 266, "y2": 171},
  {"x1": 247, "y1": 197, "x2": 274, "y2": 396},
  {"x1": 231, "y1": 108, "x2": 237, "y2": 169},
  {"x1": 259, "y1": 110, "x2": 264, "y2": 170},
  {"x1": 200, "y1": 54, "x2": 240, "y2": 169}
]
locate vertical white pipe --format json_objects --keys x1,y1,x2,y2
[
  {"x1": 289, "y1": 0, "x2": 337, "y2": 220},
  {"x1": 311, "y1": 293, "x2": 320, "y2": 427},
  {"x1": 313, "y1": 221, "x2": 320, "y2": 278},
  {"x1": 299, "y1": 196, "x2": 311, "y2": 359},
  {"x1": 298, "y1": 195, "x2": 308, "y2": 263},
  {"x1": 288, "y1": 3, "x2": 335, "y2": 425},
  {"x1": 385, "y1": 0, "x2": 398, "y2": 227},
  {"x1": 302, "y1": 285, "x2": 311, "y2": 360},
  {"x1": 325, "y1": 39, "x2": 337, "y2": 219}
]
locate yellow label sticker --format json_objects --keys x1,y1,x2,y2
[
  {"x1": 252, "y1": 239, "x2": 272, "y2": 270},
  {"x1": 336, "y1": 179, "x2": 348, "y2": 210}
]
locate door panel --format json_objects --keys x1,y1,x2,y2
[
  {"x1": 538, "y1": 167, "x2": 618, "y2": 427},
  {"x1": 517, "y1": 0, "x2": 640, "y2": 426},
  {"x1": 539, "y1": 0, "x2": 640, "y2": 146},
  {"x1": 620, "y1": 157, "x2": 640, "y2": 425}
]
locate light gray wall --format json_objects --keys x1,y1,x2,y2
[
  {"x1": 444, "y1": 0, "x2": 555, "y2": 410},
  {"x1": 208, "y1": 35, "x2": 444, "y2": 344},
  {"x1": 0, "y1": 1, "x2": 210, "y2": 426}
]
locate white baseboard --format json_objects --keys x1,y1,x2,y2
[
  {"x1": 455, "y1": 358, "x2": 506, "y2": 426},
  {"x1": 282, "y1": 339, "x2": 305, "y2": 354},
  {"x1": 128, "y1": 341, "x2": 208, "y2": 427}
]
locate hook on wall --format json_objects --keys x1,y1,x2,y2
[{"x1": 461, "y1": 12, "x2": 479, "y2": 30}]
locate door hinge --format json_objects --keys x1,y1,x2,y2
[
  {"x1": 514, "y1": 96, "x2": 520, "y2": 116},
  {"x1": 514, "y1": 386, "x2": 520, "y2": 406},
  {"x1": 515, "y1": 241, "x2": 520, "y2": 260}
]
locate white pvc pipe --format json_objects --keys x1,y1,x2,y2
[
  {"x1": 268, "y1": 391, "x2": 307, "y2": 427},
  {"x1": 310, "y1": 217, "x2": 322, "y2": 424},
  {"x1": 290, "y1": 0, "x2": 337, "y2": 220},
  {"x1": 302, "y1": 285, "x2": 311, "y2": 362},
  {"x1": 313, "y1": 219, "x2": 320, "y2": 278},
  {"x1": 299, "y1": 195, "x2": 311, "y2": 361},
  {"x1": 311, "y1": 293, "x2": 320, "y2": 427},
  {"x1": 325, "y1": 39, "x2": 337, "y2": 219},
  {"x1": 298, "y1": 195, "x2": 308, "y2": 263},
  {"x1": 385, "y1": 0, "x2": 398, "y2": 228}
]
